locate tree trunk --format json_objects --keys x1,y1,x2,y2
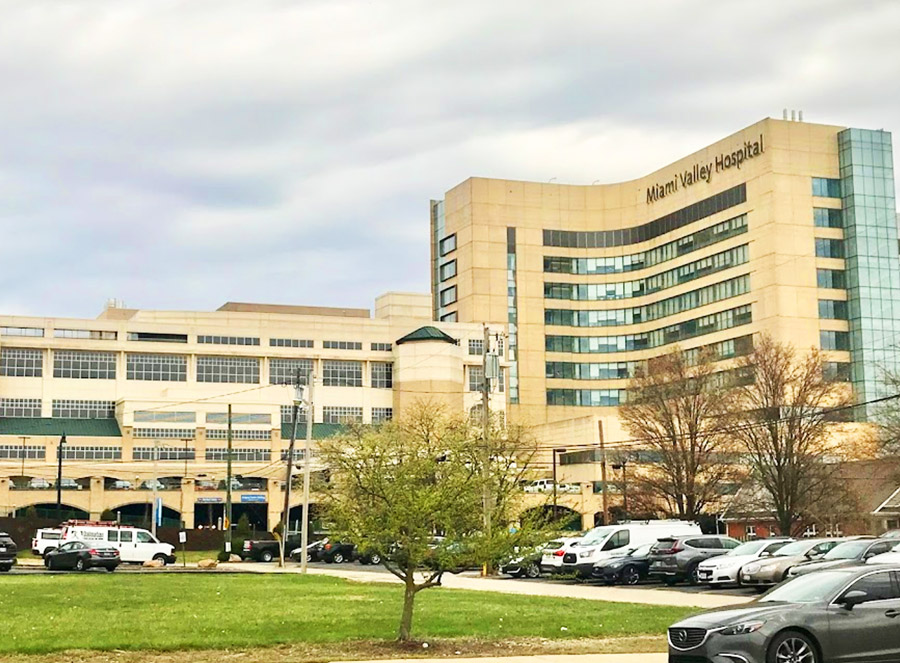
[{"x1": 398, "y1": 579, "x2": 417, "y2": 642}]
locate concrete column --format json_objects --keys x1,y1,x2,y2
[
  {"x1": 195, "y1": 428, "x2": 207, "y2": 458},
  {"x1": 0, "y1": 477, "x2": 10, "y2": 517},
  {"x1": 581, "y1": 510, "x2": 595, "y2": 531},
  {"x1": 181, "y1": 478, "x2": 196, "y2": 529},
  {"x1": 89, "y1": 476, "x2": 104, "y2": 520}
]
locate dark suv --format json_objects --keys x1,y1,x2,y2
[
  {"x1": 0, "y1": 532, "x2": 17, "y2": 572},
  {"x1": 648, "y1": 534, "x2": 740, "y2": 585}
]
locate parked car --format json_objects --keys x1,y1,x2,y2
[
  {"x1": 111, "y1": 480, "x2": 133, "y2": 490},
  {"x1": 60, "y1": 522, "x2": 176, "y2": 564},
  {"x1": 523, "y1": 479, "x2": 554, "y2": 493},
  {"x1": 590, "y1": 542, "x2": 655, "y2": 585},
  {"x1": 500, "y1": 542, "x2": 552, "y2": 579},
  {"x1": 290, "y1": 539, "x2": 325, "y2": 563},
  {"x1": 866, "y1": 541, "x2": 900, "y2": 565},
  {"x1": 58, "y1": 478, "x2": 82, "y2": 490},
  {"x1": 44, "y1": 541, "x2": 120, "y2": 571},
  {"x1": 320, "y1": 540, "x2": 355, "y2": 563},
  {"x1": 648, "y1": 534, "x2": 741, "y2": 585},
  {"x1": 242, "y1": 534, "x2": 302, "y2": 562},
  {"x1": 561, "y1": 521, "x2": 702, "y2": 578},
  {"x1": 357, "y1": 547, "x2": 387, "y2": 565},
  {"x1": 668, "y1": 565, "x2": 900, "y2": 663},
  {"x1": 697, "y1": 537, "x2": 793, "y2": 587},
  {"x1": 0, "y1": 531, "x2": 17, "y2": 572},
  {"x1": 27, "y1": 477, "x2": 51, "y2": 489},
  {"x1": 31, "y1": 528, "x2": 63, "y2": 556},
  {"x1": 538, "y1": 536, "x2": 583, "y2": 574},
  {"x1": 788, "y1": 538, "x2": 893, "y2": 578},
  {"x1": 881, "y1": 529, "x2": 900, "y2": 539},
  {"x1": 140, "y1": 479, "x2": 166, "y2": 491},
  {"x1": 739, "y1": 538, "x2": 841, "y2": 588}
]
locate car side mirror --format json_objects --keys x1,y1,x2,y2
[
  {"x1": 839, "y1": 590, "x2": 868, "y2": 611},
  {"x1": 760, "y1": 552, "x2": 771, "y2": 558}
]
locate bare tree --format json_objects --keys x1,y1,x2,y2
[
  {"x1": 316, "y1": 401, "x2": 541, "y2": 642},
  {"x1": 620, "y1": 346, "x2": 743, "y2": 519},
  {"x1": 730, "y1": 335, "x2": 853, "y2": 536}
]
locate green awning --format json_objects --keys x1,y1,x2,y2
[
  {"x1": 279, "y1": 422, "x2": 345, "y2": 440},
  {"x1": 395, "y1": 325, "x2": 458, "y2": 345},
  {"x1": 0, "y1": 417, "x2": 122, "y2": 437}
]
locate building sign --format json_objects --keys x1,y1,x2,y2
[
  {"x1": 197, "y1": 497, "x2": 222, "y2": 504},
  {"x1": 240, "y1": 494, "x2": 267, "y2": 503},
  {"x1": 647, "y1": 134, "x2": 765, "y2": 204}
]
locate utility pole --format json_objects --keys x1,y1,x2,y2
[
  {"x1": 56, "y1": 433, "x2": 66, "y2": 521},
  {"x1": 598, "y1": 420, "x2": 608, "y2": 526},
  {"x1": 280, "y1": 370, "x2": 303, "y2": 567},
  {"x1": 19, "y1": 436, "x2": 28, "y2": 479},
  {"x1": 552, "y1": 447, "x2": 567, "y2": 519},
  {"x1": 612, "y1": 458, "x2": 628, "y2": 521},
  {"x1": 151, "y1": 438, "x2": 160, "y2": 536},
  {"x1": 299, "y1": 373, "x2": 316, "y2": 574},
  {"x1": 481, "y1": 324, "x2": 494, "y2": 576},
  {"x1": 225, "y1": 404, "x2": 233, "y2": 554}
]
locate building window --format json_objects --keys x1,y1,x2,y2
[
  {"x1": 133, "y1": 428, "x2": 196, "y2": 439},
  {"x1": 126, "y1": 354, "x2": 187, "y2": 382},
  {"x1": 323, "y1": 406, "x2": 363, "y2": 424},
  {"x1": 815, "y1": 238, "x2": 844, "y2": 259},
  {"x1": 468, "y1": 339, "x2": 484, "y2": 355},
  {"x1": 281, "y1": 404, "x2": 308, "y2": 424},
  {"x1": 134, "y1": 411, "x2": 195, "y2": 423},
  {"x1": 52, "y1": 400, "x2": 116, "y2": 419},
  {"x1": 0, "y1": 398, "x2": 42, "y2": 417},
  {"x1": 812, "y1": 177, "x2": 841, "y2": 198},
  {"x1": 196, "y1": 356, "x2": 259, "y2": 384},
  {"x1": 206, "y1": 429, "x2": 272, "y2": 441},
  {"x1": 197, "y1": 335, "x2": 260, "y2": 346},
  {"x1": 371, "y1": 342, "x2": 392, "y2": 352},
  {"x1": 440, "y1": 311, "x2": 458, "y2": 322},
  {"x1": 468, "y1": 365, "x2": 484, "y2": 392},
  {"x1": 439, "y1": 260, "x2": 457, "y2": 281},
  {"x1": 205, "y1": 447, "x2": 270, "y2": 461},
  {"x1": 270, "y1": 338, "x2": 314, "y2": 348},
  {"x1": 0, "y1": 444, "x2": 45, "y2": 460},
  {"x1": 60, "y1": 446, "x2": 121, "y2": 461},
  {"x1": 545, "y1": 245, "x2": 749, "y2": 301},
  {"x1": 546, "y1": 389, "x2": 626, "y2": 407},
  {"x1": 127, "y1": 331, "x2": 189, "y2": 343},
  {"x1": 440, "y1": 286, "x2": 457, "y2": 307},
  {"x1": 745, "y1": 525, "x2": 757, "y2": 538},
  {"x1": 133, "y1": 446, "x2": 195, "y2": 461},
  {"x1": 817, "y1": 269, "x2": 846, "y2": 290},
  {"x1": 206, "y1": 412, "x2": 271, "y2": 424},
  {"x1": 1, "y1": 326, "x2": 43, "y2": 337},
  {"x1": 0, "y1": 348, "x2": 43, "y2": 377},
  {"x1": 54, "y1": 328, "x2": 117, "y2": 340},
  {"x1": 322, "y1": 360, "x2": 363, "y2": 387},
  {"x1": 53, "y1": 350, "x2": 116, "y2": 379},
  {"x1": 370, "y1": 362, "x2": 393, "y2": 388},
  {"x1": 323, "y1": 340, "x2": 363, "y2": 350},
  {"x1": 824, "y1": 362, "x2": 851, "y2": 382},
  {"x1": 818, "y1": 300, "x2": 849, "y2": 320},
  {"x1": 820, "y1": 330, "x2": 850, "y2": 351},
  {"x1": 372, "y1": 407, "x2": 393, "y2": 423},
  {"x1": 439, "y1": 234, "x2": 457, "y2": 256},
  {"x1": 813, "y1": 208, "x2": 843, "y2": 228},
  {"x1": 269, "y1": 358, "x2": 312, "y2": 385}
]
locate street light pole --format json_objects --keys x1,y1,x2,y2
[
  {"x1": 225, "y1": 404, "x2": 233, "y2": 554},
  {"x1": 612, "y1": 459, "x2": 628, "y2": 522},
  {"x1": 552, "y1": 447, "x2": 567, "y2": 519},
  {"x1": 280, "y1": 370, "x2": 303, "y2": 568},
  {"x1": 56, "y1": 433, "x2": 66, "y2": 521},
  {"x1": 299, "y1": 373, "x2": 315, "y2": 574}
]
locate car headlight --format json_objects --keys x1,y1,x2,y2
[
  {"x1": 580, "y1": 549, "x2": 594, "y2": 559},
  {"x1": 606, "y1": 561, "x2": 624, "y2": 569},
  {"x1": 743, "y1": 564, "x2": 760, "y2": 574},
  {"x1": 721, "y1": 621, "x2": 765, "y2": 636}
]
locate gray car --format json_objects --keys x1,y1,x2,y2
[
  {"x1": 648, "y1": 534, "x2": 741, "y2": 585},
  {"x1": 788, "y1": 538, "x2": 894, "y2": 578},
  {"x1": 739, "y1": 538, "x2": 843, "y2": 589},
  {"x1": 669, "y1": 565, "x2": 900, "y2": 663}
]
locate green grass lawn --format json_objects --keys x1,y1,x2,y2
[{"x1": 0, "y1": 574, "x2": 694, "y2": 654}]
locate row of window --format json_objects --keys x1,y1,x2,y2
[
  {"x1": 440, "y1": 285, "x2": 457, "y2": 307},
  {"x1": 544, "y1": 275, "x2": 749, "y2": 328},
  {"x1": 439, "y1": 260, "x2": 457, "y2": 282},
  {"x1": 812, "y1": 177, "x2": 841, "y2": 198},
  {"x1": 467, "y1": 365, "x2": 506, "y2": 392},
  {"x1": 821, "y1": 330, "x2": 850, "y2": 351},
  {"x1": 270, "y1": 338, "x2": 314, "y2": 348},
  {"x1": 467, "y1": 338, "x2": 505, "y2": 356},
  {"x1": 545, "y1": 305, "x2": 752, "y2": 354},
  {"x1": 546, "y1": 389, "x2": 626, "y2": 407},
  {"x1": 543, "y1": 184, "x2": 747, "y2": 248},
  {"x1": 0, "y1": 398, "x2": 42, "y2": 417},
  {"x1": 0, "y1": 445, "x2": 46, "y2": 459},
  {"x1": 819, "y1": 299, "x2": 849, "y2": 320},
  {"x1": 323, "y1": 340, "x2": 363, "y2": 350},
  {"x1": 198, "y1": 335, "x2": 260, "y2": 346},
  {"x1": 55, "y1": 329, "x2": 117, "y2": 340},
  {"x1": 133, "y1": 410, "x2": 196, "y2": 423},
  {"x1": 544, "y1": 214, "x2": 748, "y2": 276},
  {"x1": 816, "y1": 238, "x2": 845, "y2": 259},
  {"x1": 60, "y1": 446, "x2": 122, "y2": 460},
  {"x1": 544, "y1": 244, "x2": 748, "y2": 302},
  {"x1": 814, "y1": 207, "x2": 843, "y2": 228},
  {"x1": 817, "y1": 269, "x2": 846, "y2": 290},
  {"x1": 206, "y1": 427, "x2": 273, "y2": 441}
]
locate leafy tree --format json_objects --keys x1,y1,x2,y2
[
  {"x1": 236, "y1": 513, "x2": 251, "y2": 538},
  {"x1": 316, "y1": 401, "x2": 541, "y2": 641},
  {"x1": 100, "y1": 509, "x2": 116, "y2": 522},
  {"x1": 730, "y1": 335, "x2": 854, "y2": 536},
  {"x1": 619, "y1": 345, "x2": 744, "y2": 519}
]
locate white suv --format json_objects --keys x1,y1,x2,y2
[
  {"x1": 31, "y1": 528, "x2": 63, "y2": 556},
  {"x1": 60, "y1": 523, "x2": 175, "y2": 564}
]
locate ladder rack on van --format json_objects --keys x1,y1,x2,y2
[{"x1": 60, "y1": 520, "x2": 136, "y2": 528}]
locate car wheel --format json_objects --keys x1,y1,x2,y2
[
  {"x1": 260, "y1": 551, "x2": 274, "y2": 563},
  {"x1": 106, "y1": 565, "x2": 116, "y2": 572},
  {"x1": 622, "y1": 565, "x2": 641, "y2": 586},
  {"x1": 359, "y1": 557, "x2": 369, "y2": 565},
  {"x1": 663, "y1": 577, "x2": 678, "y2": 586},
  {"x1": 333, "y1": 552, "x2": 345, "y2": 564},
  {"x1": 767, "y1": 630, "x2": 819, "y2": 663},
  {"x1": 370, "y1": 553, "x2": 382, "y2": 565},
  {"x1": 44, "y1": 557, "x2": 51, "y2": 569},
  {"x1": 0, "y1": 565, "x2": 10, "y2": 573},
  {"x1": 153, "y1": 554, "x2": 168, "y2": 566},
  {"x1": 75, "y1": 558, "x2": 87, "y2": 572},
  {"x1": 525, "y1": 563, "x2": 541, "y2": 579},
  {"x1": 687, "y1": 564, "x2": 701, "y2": 586},
  {"x1": 43, "y1": 548, "x2": 56, "y2": 557}
]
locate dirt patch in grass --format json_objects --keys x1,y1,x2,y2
[{"x1": 0, "y1": 636, "x2": 666, "y2": 663}]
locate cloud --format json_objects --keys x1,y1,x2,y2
[{"x1": 0, "y1": 0, "x2": 897, "y2": 317}]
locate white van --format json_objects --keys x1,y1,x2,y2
[
  {"x1": 559, "y1": 520, "x2": 702, "y2": 577},
  {"x1": 31, "y1": 528, "x2": 62, "y2": 556},
  {"x1": 59, "y1": 522, "x2": 176, "y2": 564}
]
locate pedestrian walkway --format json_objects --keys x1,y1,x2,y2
[{"x1": 333, "y1": 654, "x2": 666, "y2": 663}]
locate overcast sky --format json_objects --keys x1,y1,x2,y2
[{"x1": 1, "y1": 0, "x2": 898, "y2": 318}]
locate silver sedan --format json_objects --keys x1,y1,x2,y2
[{"x1": 668, "y1": 565, "x2": 900, "y2": 663}]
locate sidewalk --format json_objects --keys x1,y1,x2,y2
[{"x1": 332, "y1": 655, "x2": 666, "y2": 663}]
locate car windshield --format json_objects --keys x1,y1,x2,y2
[
  {"x1": 581, "y1": 526, "x2": 616, "y2": 545},
  {"x1": 728, "y1": 540, "x2": 769, "y2": 556},
  {"x1": 630, "y1": 543, "x2": 654, "y2": 557},
  {"x1": 761, "y1": 570, "x2": 854, "y2": 603},
  {"x1": 775, "y1": 540, "x2": 818, "y2": 556},
  {"x1": 823, "y1": 541, "x2": 870, "y2": 560}
]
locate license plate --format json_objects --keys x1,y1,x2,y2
[{"x1": 0, "y1": 547, "x2": 6, "y2": 552}]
